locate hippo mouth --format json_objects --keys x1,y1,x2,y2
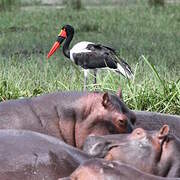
[
  {"x1": 107, "y1": 142, "x2": 128, "y2": 151},
  {"x1": 104, "y1": 142, "x2": 133, "y2": 161}
]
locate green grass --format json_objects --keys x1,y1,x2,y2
[
  {"x1": 0, "y1": 0, "x2": 21, "y2": 11},
  {"x1": 0, "y1": 2, "x2": 180, "y2": 114}
]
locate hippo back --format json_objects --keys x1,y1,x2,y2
[
  {"x1": 0, "y1": 129, "x2": 90, "y2": 180},
  {"x1": 134, "y1": 110, "x2": 180, "y2": 138},
  {"x1": 61, "y1": 159, "x2": 180, "y2": 180}
]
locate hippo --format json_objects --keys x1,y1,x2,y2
[
  {"x1": 0, "y1": 129, "x2": 92, "y2": 180},
  {"x1": 60, "y1": 159, "x2": 180, "y2": 180},
  {"x1": 83, "y1": 125, "x2": 180, "y2": 177},
  {"x1": 0, "y1": 91, "x2": 135, "y2": 149},
  {"x1": 134, "y1": 110, "x2": 180, "y2": 138}
]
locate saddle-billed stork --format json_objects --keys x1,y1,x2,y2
[{"x1": 47, "y1": 24, "x2": 133, "y2": 90}]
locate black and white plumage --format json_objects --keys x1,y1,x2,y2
[{"x1": 47, "y1": 24, "x2": 133, "y2": 90}]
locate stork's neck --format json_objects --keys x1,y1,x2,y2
[{"x1": 63, "y1": 32, "x2": 74, "y2": 59}]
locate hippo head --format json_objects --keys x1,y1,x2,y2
[
  {"x1": 83, "y1": 125, "x2": 179, "y2": 176},
  {"x1": 99, "y1": 92, "x2": 136, "y2": 133},
  {"x1": 76, "y1": 91, "x2": 136, "y2": 148},
  {"x1": 105, "y1": 125, "x2": 172, "y2": 175}
]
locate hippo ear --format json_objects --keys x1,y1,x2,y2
[
  {"x1": 158, "y1": 125, "x2": 170, "y2": 139},
  {"x1": 117, "y1": 87, "x2": 123, "y2": 99},
  {"x1": 102, "y1": 93, "x2": 110, "y2": 108}
]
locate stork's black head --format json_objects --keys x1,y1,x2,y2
[
  {"x1": 47, "y1": 24, "x2": 74, "y2": 58},
  {"x1": 62, "y1": 24, "x2": 74, "y2": 37}
]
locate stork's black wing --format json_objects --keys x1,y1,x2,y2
[
  {"x1": 72, "y1": 43, "x2": 118, "y2": 69},
  {"x1": 87, "y1": 44, "x2": 116, "y2": 54}
]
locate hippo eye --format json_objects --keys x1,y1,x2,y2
[{"x1": 117, "y1": 119, "x2": 125, "y2": 127}]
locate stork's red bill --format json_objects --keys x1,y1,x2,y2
[{"x1": 47, "y1": 29, "x2": 67, "y2": 58}]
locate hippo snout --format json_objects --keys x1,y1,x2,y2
[
  {"x1": 83, "y1": 135, "x2": 128, "y2": 158},
  {"x1": 83, "y1": 136, "x2": 112, "y2": 158}
]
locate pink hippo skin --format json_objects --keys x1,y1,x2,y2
[{"x1": 0, "y1": 91, "x2": 135, "y2": 149}]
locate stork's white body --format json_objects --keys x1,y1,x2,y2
[{"x1": 70, "y1": 41, "x2": 93, "y2": 61}]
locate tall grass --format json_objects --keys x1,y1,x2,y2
[
  {"x1": 0, "y1": 54, "x2": 179, "y2": 114},
  {"x1": 126, "y1": 55, "x2": 180, "y2": 114}
]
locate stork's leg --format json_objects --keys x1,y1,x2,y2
[
  {"x1": 84, "y1": 69, "x2": 88, "y2": 91},
  {"x1": 93, "y1": 69, "x2": 97, "y2": 85}
]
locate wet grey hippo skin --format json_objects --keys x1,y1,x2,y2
[
  {"x1": 83, "y1": 125, "x2": 180, "y2": 177},
  {"x1": 134, "y1": 110, "x2": 180, "y2": 138},
  {"x1": 0, "y1": 129, "x2": 91, "y2": 180},
  {"x1": 59, "y1": 159, "x2": 180, "y2": 180},
  {"x1": 0, "y1": 91, "x2": 135, "y2": 149}
]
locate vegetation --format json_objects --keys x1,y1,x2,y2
[
  {"x1": 64, "y1": 0, "x2": 82, "y2": 10},
  {"x1": 148, "y1": 0, "x2": 165, "y2": 6},
  {"x1": 0, "y1": 0, "x2": 21, "y2": 11},
  {"x1": 0, "y1": 1, "x2": 179, "y2": 114}
]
